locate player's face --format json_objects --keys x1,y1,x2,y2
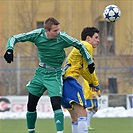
[
  {"x1": 90, "y1": 33, "x2": 100, "y2": 48},
  {"x1": 46, "y1": 24, "x2": 60, "y2": 39}
]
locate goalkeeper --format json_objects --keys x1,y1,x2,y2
[
  {"x1": 4, "y1": 17, "x2": 95, "y2": 133},
  {"x1": 62, "y1": 27, "x2": 100, "y2": 133}
]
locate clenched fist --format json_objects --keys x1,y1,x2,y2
[{"x1": 4, "y1": 49, "x2": 14, "y2": 63}]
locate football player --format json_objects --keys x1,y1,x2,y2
[
  {"x1": 4, "y1": 17, "x2": 95, "y2": 133},
  {"x1": 62, "y1": 27, "x2": 100, "y2": 133}
]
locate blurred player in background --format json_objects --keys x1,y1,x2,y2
[
  {"x1": 62, "y1": 27, "x2": 100, "y2": 133},
  {"x1": 4, "y1": 17, "x2": 95, "y2": 133},
  {"x1": 83, "y1": 79, "x2": 101, "y2": 130}
]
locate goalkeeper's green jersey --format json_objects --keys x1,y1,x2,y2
[{"x1": 6, "y1": 28, "x2": 92, "y2": 68}]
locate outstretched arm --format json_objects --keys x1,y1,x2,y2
[{"x1": 4, "y1": 28, "x2": 43, "y2": 63}]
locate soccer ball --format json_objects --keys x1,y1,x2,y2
[{"x1": 103, "y1": 5, "x2": 121, "y2": 22}]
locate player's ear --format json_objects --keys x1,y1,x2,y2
[{"x1": 86, "y1": 36, "x2": 91, "y2": 41}]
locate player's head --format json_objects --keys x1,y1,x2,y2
[
  {"x1": 81, "y1": 27, "x2": 100, "y2": 48},
  {"x1": 44, "y1": 17, "x2": 60, "y2": 39},
  {"x1": 81, "y1": 27, "x2": 99, "y2": 40}
]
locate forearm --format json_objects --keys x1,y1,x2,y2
[{"x1": 6, "y1": 36, "x2": 16, "y2": 50}]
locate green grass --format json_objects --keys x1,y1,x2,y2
[{"x1": 0, "y1": 117, "x2": 133, "y2": 133}]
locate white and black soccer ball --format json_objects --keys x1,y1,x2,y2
[{"x1": 103, "y1": 5, "x2": 121, "y2": 22}]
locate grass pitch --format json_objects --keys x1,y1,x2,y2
[{"x1": 0, "y1": 117, "x2": 133, "y2": 133}]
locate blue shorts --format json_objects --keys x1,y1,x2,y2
[
  {"x1": 86, "y1": 99, "x2": 98, "y2": 109},
  {"x1": 61, "y1": 76, "x2": 87, "y2": 110}
]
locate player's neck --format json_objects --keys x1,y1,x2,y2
[{"x1": 45, "y1": 32, "x2": 49, "y2": 39}]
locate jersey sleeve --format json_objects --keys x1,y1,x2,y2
[
  {"x1": 82, "y1": 69, "x2": 99, "y2": 86},
  {"x1": 6, "y1": 28, "x2": 43, "y2": 50},
  {"x1": 80, "y1": 41, "x2": 99, "y2": 86},
  {"x1": 60, "y1": 32, "x2": 93, "y2": 64}
]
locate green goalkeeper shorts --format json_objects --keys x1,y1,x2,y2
[{"x1": 26, "y1": 66, "x2": 63, "y2": 97}]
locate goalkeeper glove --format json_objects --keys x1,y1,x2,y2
[
  {"x1": 4, "y1": 49, "x2": 14, "y2": 63},
  {"x1": 88, "y1": 61, "x2": 95, "y2": 74}
]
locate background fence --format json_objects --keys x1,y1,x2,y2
[{"x1": 0, "y1": 55, "x2": 133, "y2": 96}]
